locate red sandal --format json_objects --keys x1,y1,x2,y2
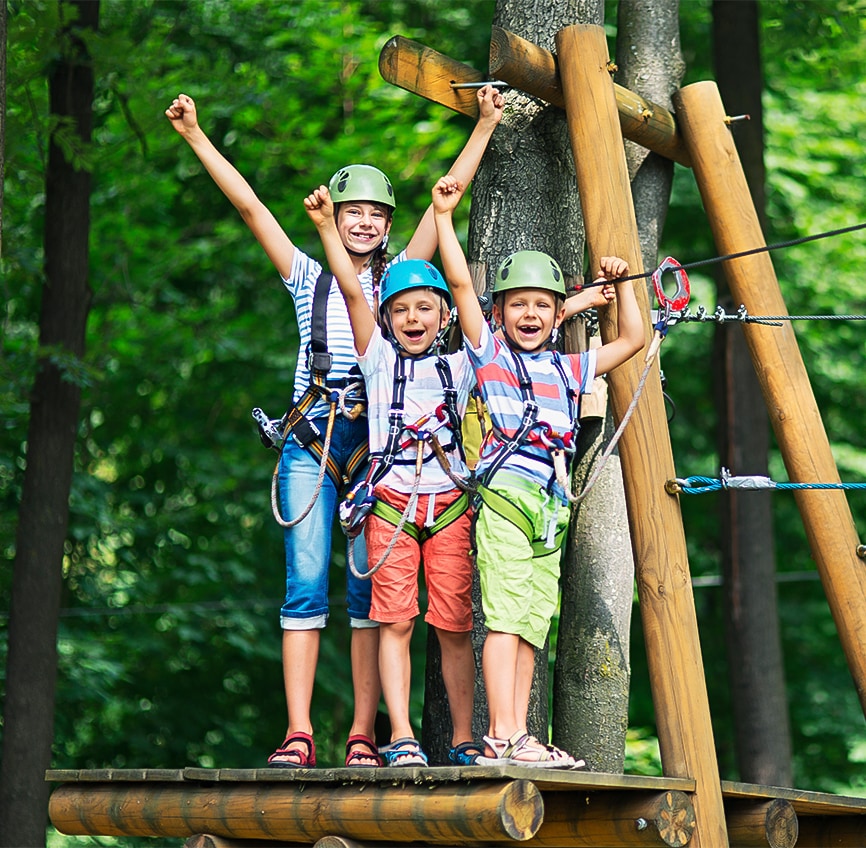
[
  {"x1": 344, "y1": 733, "x2": 382, "y2": 767},
  {"x1": 267, "y1": 731, "x2": 316, "y2": 768}
]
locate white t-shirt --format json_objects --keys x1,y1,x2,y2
[{"x1": 357, "y1": 327, "x2": 475, "y2": 494}]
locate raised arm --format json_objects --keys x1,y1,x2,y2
[
  {"x1": 166, "y1": 93, "x2": 295, "y2": 279},
  {"x1": 304, "y1": 186, "x2": 376, "y2": 356},
  {"x1": 432, "y1": 176, "x2": 485, "y2": 348},
  {"x1": 406, "y1": 85, "x2": 505, "y2": 261},
  {"x1": 593, "y1": 256, "x2": 646, "y2": 375}
]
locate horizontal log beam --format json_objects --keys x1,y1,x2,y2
[
  {"x1": 794, "y1": 815, "x2": 866, "y2": 847},
  {"x1": 724, "y1": 798, "x2": 798, "y2": 848},
  {"x1": 49, "y1": 779, "x2": 542, "y2": 843},
  {"x1": 489, "y1": 26, "x2": 691, "y2": 167},
  {"x1": 523, "y1": 790, "x2": 695, "y2": 847},
  {"x1": 378, "y1": 36, "x2": 485, "y2": 119}
]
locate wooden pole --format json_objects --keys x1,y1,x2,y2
[
  {"x1": 724, "y1": 799, "x2": 798, "y2": 848},
  {"x1": 48, "y1": 779, "x2": 542, "y2": 843},
  {"x1": 554, "y1": 24, "x2": 729, "y2": 848},
  {"x1": 672, "y1": 81, "x2": 866, "y2": 715},
  {"x1": 488, "y1": 26, "x2": 691, "y2": 167}
]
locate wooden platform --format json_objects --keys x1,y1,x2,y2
[{"x1": 45, "y1": 766, "x2": 866, "y2": 847}]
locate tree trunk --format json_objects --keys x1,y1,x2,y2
[
  {"x1": 712, "y1": 0, "x2": 793, "y2": 787},
  {"x1": 0, "y1": 0, "x2": 6, "y2": 254},
  {"x1": 0, "y1": 2, "x2": 98, "y2": 844},
  {"x1": 464, "y1": 0, "x2": 602, "y2": 749}
]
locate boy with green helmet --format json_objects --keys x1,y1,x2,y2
[
  {"x1": 433, "y1": 174, "x2": 645, "y2": 768},
  {"x1": 166, "y1": 85, "x2": 503, "y2": 770}
]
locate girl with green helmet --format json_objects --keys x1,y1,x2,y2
[
  {"x1": 433, "y1": 173, "x2": 645, "y2": 768},
  {"x1": 166, "y1": 86, "x2": 503, "y2": 769}
]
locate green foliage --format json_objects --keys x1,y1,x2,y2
[{"x1": 2, "y1": 0, "x2": 492, "y2": 781}]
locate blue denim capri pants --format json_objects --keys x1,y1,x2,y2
[{"x1": 277, "y1": 413, "x2": 375, "y2": 630}]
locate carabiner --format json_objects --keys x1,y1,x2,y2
[{"x1": 652, "y1": 256, "x2": 690, "y2": 313}]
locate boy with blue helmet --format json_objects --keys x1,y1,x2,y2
[
  {"x1": 433, "y1": 174, "x2": 645, "y2": 768},
  {"x1": 305, "y1": 184, "x2": 482, "y2": 769}
]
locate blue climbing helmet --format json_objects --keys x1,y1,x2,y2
[
  {"x1": 328, "y1": 164, "x2": 396, "y2": 209},
  {"x1": 378, "y1": 260, "x2": 453, "y2": 354},
  {"x1": 494, "y1": 250, "x2": 567, "y2": 298},
  {"x1": 379, "y1": 259, "x2": 452, "y2": 316}
]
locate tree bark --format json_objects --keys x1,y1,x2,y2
[
  {"x1": 465, "y1": 0, "x2": 603, "y2": 750},
  {"x1": 0, "y1": 2, "x2": 98, "y2": 844},
  {"x1": 712, "y1": 0, "x2": 793, "y2": 787},
  {"x1": 0, "y1": 0, "x2": 6, "y2": 256}
]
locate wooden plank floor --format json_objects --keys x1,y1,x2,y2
[{"x1": 46, "y1": 764, "x2": 695, "y2": 792}]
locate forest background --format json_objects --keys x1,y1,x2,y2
[{"x1": 2, "y1": 1, "x2": 866, "y2": 845}]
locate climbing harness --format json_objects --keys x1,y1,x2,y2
[
  {"x1": 341, "y1": 350, "x2": 473, "y2": 580},
  {"x1": 666, "y1": 467, "x2": 866, "y2": 495},
  {"x1": 254, "y1": 270, "x2": 368, "y2": 528}
]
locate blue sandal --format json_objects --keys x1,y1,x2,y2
[
  {"x1": 449, "y1": 740, "x2": 484, "y2": 765},
  {"x1": 379, "y1": 737, "x2": 428, "y2": 767}
]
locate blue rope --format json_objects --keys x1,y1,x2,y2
[{"x1": 670, "y1": 468, "x2": 866, "y2": 495}]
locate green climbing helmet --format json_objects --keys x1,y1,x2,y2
[
  {"x1": 493, "y1": 250, "x2": 566, "y2": 297},
  {"x1": 328, "y1": 164, "x2": 396, "y2": 209},
  {"x1": 379, "y1": 260, "x2": 451, "y2": 317}
]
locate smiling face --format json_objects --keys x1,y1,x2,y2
[
  {"x1": 336, "y1": 201, "x2": 392, "y2": 254},
  {"x1": 493, "y1": 288, "x2": 566, "y2": 352},
  {"x1": 385, "y1": 288, "x2": 451, "y2": 355}
]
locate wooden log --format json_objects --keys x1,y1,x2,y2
[
  {"x1": 795, "y1": 815, "x2": 866, "y2": 846},
  {"x1": 724, "y1": 798, "x2": 798, "y2": 848},
  {"x1": 554, "y1": 23, "x2": 730, "y2": 848},
  {"x1": 378, "y1": 36, "x2": 485, "y2": 118},
  {"x1": 524, "y1": 789, "x2": 695, "y2": 847},
  {"x1": 488, "y1": 26, "x2": 691, "y2": 167},
  {"x1": 672, "y1": 81, "x2": 866, "y2": 718},
  {"x1": 49, "y1": 779, "x2": 542, "y2": 842}
]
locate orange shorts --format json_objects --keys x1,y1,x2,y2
[{"x1": 366, "y1": 487, "x2": 473, "y2": 632}]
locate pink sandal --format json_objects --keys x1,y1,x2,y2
[{"x1": 267, "y1": 731, "x2": 316, "y2": 768}]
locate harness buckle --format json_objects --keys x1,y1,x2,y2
[{"x1": 307, "y1": 350, "x2": 333, "y2": 374}]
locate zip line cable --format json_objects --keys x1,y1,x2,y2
[{"x1": 581, "y1": 220, "x2": 866, "y2": 290}]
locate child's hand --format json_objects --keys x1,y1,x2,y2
[
  {"x1": 586, "y1": 283, "x2": 616, "y2": 308},
  {"x1": 594, "y1": 255, "x2": 629, "y2": 284},
  {"x1": 303, "y1": 186, "x2": 334, "y2": 228},
  {"x1": 432, "y1": 175, "x2": 463, "y2": 214},
  {"x1": 165, "y1": 93, "x2": 198, "y2": 135},
  {"x1": 477, "y1": 84, "x2": 505, "y2": 126}
]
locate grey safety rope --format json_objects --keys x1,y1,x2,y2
[{"x1": 348, "y1": 441, "x2": 424, "y2": 580}]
